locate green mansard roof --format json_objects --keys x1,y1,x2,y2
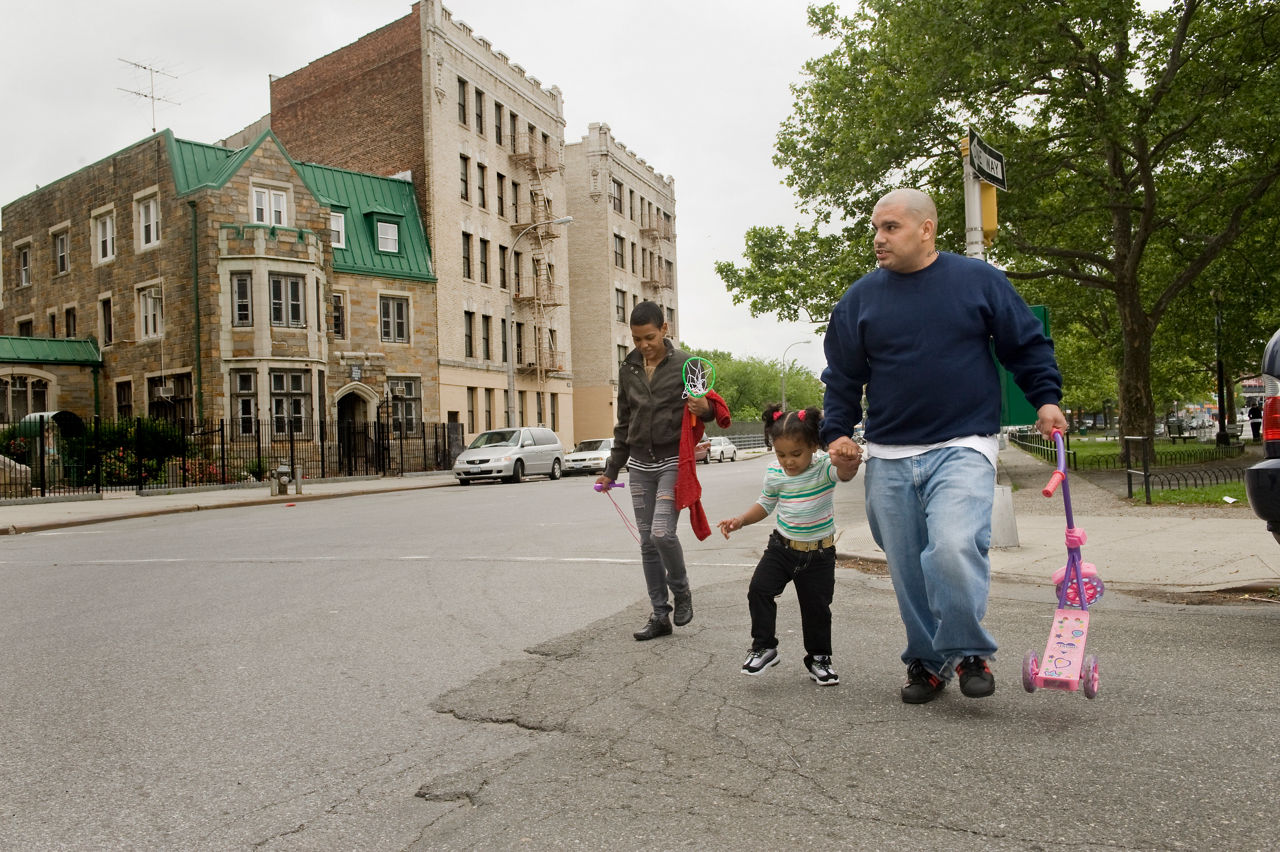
[
  {"x1": 0, "y1": 336, "x2": 102, "y2": 366},
  {"x1": 166, "y1": 130, "x2": 435, "y2": 283}
]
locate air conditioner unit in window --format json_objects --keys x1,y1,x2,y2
[
  {"x1": 156, "y1": 384, "x2": 174, "y2": 399},
  {"x1": 390, "y1": 382, "x2": 406, "y2": 398}
]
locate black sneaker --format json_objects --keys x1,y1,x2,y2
[
  {"x1": 901, "y1": 660, "x2": 945, "y2": 704},
  {"x1": 804, "y1": 654, "x2": 840, "y2": 686},
  {"x1": 672, "y1": 590, "x2": 693, "y2": 626},
  {"x1": 741, "y1": 647, "x2": 779, "y2": 675},
  {"x1": 957, "y1": 655, "x2": 995, "y2": 698},
  {"x1": 633, "y1": 615, "x2": 672, "y2": 641}
]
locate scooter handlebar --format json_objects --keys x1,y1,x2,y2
[
  {"x1": 593, "y1": 481, "x2": 625, "y2": 491},
  {"x1": 1042, "y1": 470, "x2": 1065, "y2": 498}
]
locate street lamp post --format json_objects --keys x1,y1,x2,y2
[
  {"x1": 506, "y1": 216, "x2": 573, "y2": 428},
  {"x1": 780, "y1": 339, "x2": 811, "y2": 412}
]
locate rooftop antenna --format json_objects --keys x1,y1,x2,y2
[{"x1": 118, "y1": 58, "x2": 180, "y2": 133}]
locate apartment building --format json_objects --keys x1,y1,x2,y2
[
  {"x1": 270, "y1": 0, "x2": 573, "y2": 444},
  {"x1": 564, "y1": 123, "x2": 678, "y2": 440},
  {"x1": 0, "y1": 129, "x2": 438, "y2": 435}
]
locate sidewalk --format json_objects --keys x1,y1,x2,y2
[
  {"x1": 833, "y1": 443, "x2": 1280, "y2": 593},
  {"x1": 4, "y1": 448, "x2": 1278, "y2": 592}
]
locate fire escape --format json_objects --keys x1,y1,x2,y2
[
  {"x1": 510, "y1": 131, "x2": 566, "y2": 386},
  {"x1": 640, "y1": 209, "x2": 675, "y2": 297}
]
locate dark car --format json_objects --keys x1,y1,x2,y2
[{"x1": 1244, "y1": 328, "x2": 1280, "y2": 545}]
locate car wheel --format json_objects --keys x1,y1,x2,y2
[
  {"x1": 730, "y1": 450, "x2": 737, "y2": 462},
  {"x1": 549, "y1": 459, "x2": 562, "y2": 480},
  {"x1": 506, "y1": 459, "x2": 524, "y2": 484}
]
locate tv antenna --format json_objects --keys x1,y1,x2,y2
[{"x1": 118, "y1": 58, "x2": 180, "y2": 133}]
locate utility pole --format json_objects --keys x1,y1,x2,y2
[{"x1": 118, "y1": 59, "x2": 180, "y2": 133}]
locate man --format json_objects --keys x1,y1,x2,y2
[
  {"x1": 1249, "y1": 401, "x2": 1263, "y2": 443},
  {"x1": 821, "y1": 188, "x2": 1067, "y2": 704}
]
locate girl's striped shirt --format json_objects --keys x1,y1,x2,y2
[{"x1": 757, "y1": 452, "x2": 839, "y2": 542}]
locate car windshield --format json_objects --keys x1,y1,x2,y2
[
  {"x1": 468, "y1": 429, "x2": 519, "y2": 449},
  {"x1": 573, "y1": 440, "x2": 609, "y2": 452}
]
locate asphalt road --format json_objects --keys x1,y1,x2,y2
[{"x1": 3, "y1": 458, "x2": 1279, "y2": 850}]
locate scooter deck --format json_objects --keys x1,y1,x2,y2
[{"x1": 1038, "y1": 609, "x2": 1090, "y2": 691}]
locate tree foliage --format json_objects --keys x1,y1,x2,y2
[
  {"x1": 718, "y1": 0, "x2": 1280, "y2": 437},
  {"x1": 681, "y1": 344, "x2": 825, "y2": 426}
]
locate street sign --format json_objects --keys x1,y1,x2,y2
[{"x1": 969, "y1": 129, "x2": 1007, "y2": 191}]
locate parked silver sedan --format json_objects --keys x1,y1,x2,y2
[{"x1": 706, "y1": 435, "x2": 738, "y2": 463}]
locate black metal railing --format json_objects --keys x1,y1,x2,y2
[{"x1": 0, "y1": 416, "x2": 464, "y2": 502}]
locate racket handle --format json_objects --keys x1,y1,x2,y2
[{"x1": 594, "y1": 481, "x2": 625, "y2": 491}]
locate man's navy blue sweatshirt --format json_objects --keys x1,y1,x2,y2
[{"x1": 820, "y1": 252, "x2": 1062, "y2": 447}]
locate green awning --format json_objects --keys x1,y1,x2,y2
[{"x1": 0, "y1": 336, "x2": 102, "y2": 366}]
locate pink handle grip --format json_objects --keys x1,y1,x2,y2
[
  {"x1": 593, "y1": 481, "x2": 625, "y2": 491},
  {"x1": 1042, "y1": 470, "x2": 1065, "y2": 498}
]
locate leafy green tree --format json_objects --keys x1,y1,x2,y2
[
  {"x1": 681, "y1": 345, "x2": 825, "y2": 426},
  {"x1": 718, "y1": 0, "x2": 1280, "y2": 439}
]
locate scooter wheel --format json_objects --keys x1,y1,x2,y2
[
  {"x1": 1022, "y1": 650, "x2": 1039, "y2": 693},
  {"x1": 1081, "y1": 654, "x2": 1100, "y2": 699}
]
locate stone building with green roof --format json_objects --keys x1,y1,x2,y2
[{"x1": 1, "y1": 128, "x2": 438, "y2": 439}]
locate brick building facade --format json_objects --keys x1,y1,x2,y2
[
  {"x1": 270, "y1": 0, "x2": 575, "y2": 444},
  {"x1": 564, "y1": 123, "x2": 678, "y2": 440}
]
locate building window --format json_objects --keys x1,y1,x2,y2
[
  {"x1": 48, "y1": 313, "x2": 56, "y2": 337},
  {"x1": 251, "y1": 187, "x2": 287, "y2": 226},
  {"x1": 501, "y1": 317, "x2": 508, "y2": 362},
  {"x1": 550, "y1": 393, "x2": 559, "y2": 431},
  {"x1": 115, "y1": 380, "x2": 133, "y2": 420},
  {"x1": 330, "y1": 212, "x2": 345, "y2": 248},
  {"x1": 270, "y1": 370, "x2": 310, "y2": 436},
  {"x1": 380, "y1": 296, "x2": 409, "y2": 343},
  {"x1": 613, "y1": 235, "x2": 625, "y2": 268},
  {"x1": 617, "y1": 344, "x2": 628, "y2": 364},
  {"x1": 53, "y1": 230, "x2": 69, "y2": 275},
  {"x1": 16, "y1": 320, "x2": 33, "y2": 337},
  {"x1": 463, "y1": 310, "x2": 475, "y2": 357},
  {"x1": 509, "y1": 111, "x2": 518, "y2": 152},
  {"x1": 475, "y1": 89, "x2": 485, "y2": 135},
  {"x1": 18, "y1": 245, "x2": 31, "y2": 287},
  {"x1": 94, "y1": 211, "x2": 116, "y2": 263},
  {"x1": 536, "y1": 391, "x2": 544, "y2": 425},
  {"x1": 100, "y1": 297, "x2": 113, "y2": 345},
  {"x1": 466, "y1": 387, "x2": 476, "y2": 433},
  {"x1": 629, "y1": 189, "x2": 636, "y2": 221},
  {"x1": 0, "y1": 375, "x2": 47, "y2": 422},
  {"x1": 389, "y1": 377, "x2": 420, "y2": 434},
  {"x1": 138, "y1": 286, "x2": 163, "y2": 339},
  {"x1": 269, "y1": 274, "x2": 305, "y2": 327},
  {"x1": 610, "y1": 179, "x2": 623, "y2": 214},
  {"x1": 461, "y1": 232, "x2": 473, "y2": 278},
  {"x1": 517, "y1": 389, "x2": 527, "y2": 427},
  {"x1": 476, "y1": 163, "x2": 487, "y2": 209},
  {"x1": 631, "y1": 242, "x2": 637, "y2": 273},
  {"x1": 484, "y1": 388, "x2": 494, "y2": 431},
  {"x1": 478, "y1": 238, "x2": 490, "y2": 283},
  {"x1": 376, "y1": 221, "x2": 399, "y2": 253},
  {"x1": 494, "y1": 103, "x2": 504, "y2": 145},
  {"x1": 233, "y1": 371, "x2": 256, "y2": 435},
  {"x1": 331, "y1": 292, "x2": 346, "y2": 339},
  {"x1": 496, "y1": 173, "x2": 506, "y2": 217},
  {"x1": 232, "y1": 273, "x2": 252, "y2": 327},
  {"x1": 460, "y1": 155, "x2": 470, "y2": 200},
  {"x1": 481, "y1": 314, "x2": 492, "y2": 360},
  {"x1": 615, "y1": 288, "x2": 626, "y2": 323},
  {"x1": 149, "y1": 373, "x2": 193, "y2": 423},
  {"x1": 511, "y1": 180, "x2": 521, "y2": 222},
  {"x1": 515, "y1": 321, "x2": 525, "y2": 364},
  {"x1": 457, "y1": 77, "x2": 468, "y2": 124},
  {"x1": 666, "y1": 259, "x2": 675, "y2": 289},
  {"x1": 667, "y1": 307, "x2": 675, "y2": 325},
  {"x1": 499, "y1": 245, "x2": 508, "y2": 290},
  {"x1": 64, "y1": 307, "x2": 77, "y2": 338},
  {"x1": 512, "y1": 250, "x2": 522, "y2": 293},
  {"x1": 136, "y1": 195, "x2": 161, "y2": 247}
]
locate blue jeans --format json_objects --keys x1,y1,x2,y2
[
  {"x1": 865, "y1": 447, "x2": 997, "y2": 679},
  {"x1": 629, "y1": 464, "x2": 689, "y2": 618}
]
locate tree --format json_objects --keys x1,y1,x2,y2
[
  {"x1": 681, "y1": 345, "x2": 825, "y2": 425},
  {"x1": 718, "y1": 0, "x2": 1280, "y2": 439}
]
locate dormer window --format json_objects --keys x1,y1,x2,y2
[
  {"x1": 330, "y1": 212, "x2": 346, "y2": 248},
  {"x1": 252, "y1": 186, "x2": 289, "y2": 226},
  {"x1": 377, "y1": 221, "x2": 399, "y2": 253}
]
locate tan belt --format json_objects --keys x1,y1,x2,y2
[{"x1": 781, "y1": 534, "x2": 835, "y2": 552}]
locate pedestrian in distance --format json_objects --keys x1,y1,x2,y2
[
  {"x1": 597, "y1": 301, "x2": 724, "y2": 641},
  {"x1": 717, "y1": 404, "x2": 861, "y2": 685},
  {"x1": 821, "y1": 188, "x2": 1068, "y2": 704},
  {"x1": 1249, "y1": 401, "x2": 1263, "y2": 443}
]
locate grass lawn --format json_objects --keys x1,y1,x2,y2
[{"x1": 1141, "y1": 481, "x2": 1249, "y2": 506}]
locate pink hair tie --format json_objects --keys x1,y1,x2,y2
[
  {"x1": 797, "y1": 410, "x2": 806, "y2": 421},
  {"x1": 772, "y1": 411, "x2": 784, "y2": 422}
]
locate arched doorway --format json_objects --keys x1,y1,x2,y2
[{"x1": 335, "y1": 386, "x2": 375, "y2": 475}]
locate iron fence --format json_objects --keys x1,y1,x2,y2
[{"x1": 0, "y1": 416, "x2": 463, "y2": 502}]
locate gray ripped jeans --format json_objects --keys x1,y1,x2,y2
[{"x1": 628, "y1": 463, "x2": 689, "y2": 618}]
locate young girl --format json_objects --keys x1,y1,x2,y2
[
  {"x1": 597, "y1": 301, "x2": 722, "y2": 641},
  {"x1": 718, "y1": 405, "x2": 861, "y2": 684}
]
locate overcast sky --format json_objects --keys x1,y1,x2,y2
[{"x1": 0, "y1": 0, "x2": 851, "y2": 378}]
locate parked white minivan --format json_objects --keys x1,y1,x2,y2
[{"x1": 452, "y1": 427, "x2": 564, "y2": 484}]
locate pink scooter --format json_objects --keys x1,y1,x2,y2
[{"x1": 1022, "y1": 429, "x2": 1103, "y2": 699}]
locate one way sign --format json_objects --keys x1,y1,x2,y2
[{"x1": 968, "y1": 129, "x2": 1007, "y2": 191}]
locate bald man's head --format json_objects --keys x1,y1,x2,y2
[{"x1": 870, "y1": 189, "x2": 940, "y2": 273}]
